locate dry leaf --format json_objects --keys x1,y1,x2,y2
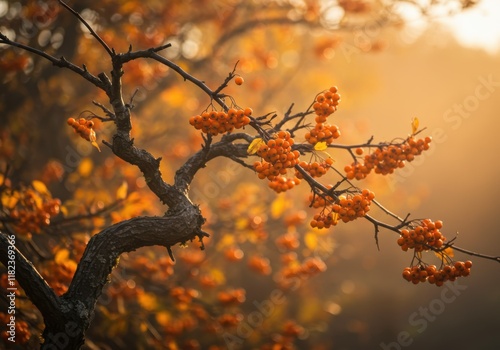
[
  {"x1": 314, "y1": 141, "x2": 328, "y2": 151},
  {"x1": 247, "y1": 138, "x2": 265, "y2": 155}
]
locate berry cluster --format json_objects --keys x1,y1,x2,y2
[
  {"x1": 67, "y1": 117, "x2": 96, "y2": 142},
  {"x1": 331, "y1": 189, "x2": 375, "y2": 223},
  {"x1": 305, "y1": 86, "x2": 341, "y2": 146},
  {"x1": 305, "y1": 123, "x2": 341, "y2": 145},
  {"x1": 189, "y1": 108, "x2": 252, "y2": 136},
  {"x1": 10, "y1": 190, "x2": 61, "y2": 237},
  {"x1": 402, "y1": 261, "x2": 472, "y2": 286},
  {"x1": 268, "y1": 175, "x2": 301, "y2": 193},
  {"x1": 278, "y1": 257, "x2": 327, "y2": 289},
  {"x1": 309, "y1": 185, "x2": 335, "y2": 209},
  {"x1": 224, "y1": 246, "x2": 244, "y2": 261},
  {"x1": 345, "y1": 136, "x2": 432, "y2": 180},
  {"x1": 397, "y1": 219, "x2": 445, "y2": 252},
  {"x1": 170, "y1": 287, "x2": 199, "y2": 308},
  {"x1": 275, "y1": 232, "x2": 300, "y2": 250},
  {"x1": 310, "y1": 211, "x2": 337, "y2": 229},
  {"x1": 248, "y1": 255, "x2": 272, "y2": 275},
  {"x1": 313, "y1": 86, "x2": 341, "y2": 122},
  {"x1": 253, "y1": 131, "x2": 301, "y2": 193},
  {"x1": 296, "y1": 158, "x2": 334, "y2": 178},
  {"x1": 217, "y1": 288, "x2": 246, "y2": 305},
  {"x1": 309, "y1": 189, "x2": 374, "y2": 228}
]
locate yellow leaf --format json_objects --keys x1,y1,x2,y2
[
  {"x1": 91, "y1": 141, "x2": 101, "y2": 152},
  {"x1": 32, "y1": 180, "x2": 49, "y2": 195},
  {"x1": 411, "y1": 117, "x2": 419, "y2": 135},
  {"x1": 138, "y1": 292, "x2": 158, "y2": 311},
  {"x1": 235, "y1": 218, "x2": 248, "y2": 230},
  {"x1": 89, "y1": 130, "x2": 101, "y2": 152},
  {"x1": 60, "y1": 205, "x2": 68, "y2": 216},
  {"x1": 210, "y1": 268, "x2": 226, "y2": 284},
  {"x1": 271, "y1": 194, "x2": 289, "y2": 219},
  {"x1": 435, "y1": 247, "x2": 454, "y2": 260},
  {"x1": 314, "y1": 141, "x2": 328, "y2": 151},
  {"x1": 1, "y1": 192, "x2": 19, "y2": 209},
  {"x1": 54, "y1": 249, "x2": 70, "y2": 264},
  {"x1": 217, "y1": 234, "x2": 235, "y2": 249},
  {"x1": 304, "y1": 232, "x2": 318, "y2": 250},
  {"x1": 116, "y1": 181, "x2": 128, "y2": 200},
  {"x1": 247, "y1": 137, "x2": 265, "y2": 155},
  {"x1": 78, "y1": 158, "x2": 93, "y2": 177}
]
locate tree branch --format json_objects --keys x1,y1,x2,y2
[
  {"x1": 0, "y1": 234, "x2": 64, "y2": 326},
  {"x1": 64, "y1": 213, "x2": 204, "y2": 312},
  {"x1": 174, "y1": 134, "x2": 253, "y2": 193},
  {"x1": 0, "y1": 33, "x2": 108, "y2": 93},
  {"x1": 58, "y1": 0, "x2": 113, "y2": 57}
]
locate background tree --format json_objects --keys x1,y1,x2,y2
[{"x1": 1, "y1": 0, "x2": 499, "y2": 349}]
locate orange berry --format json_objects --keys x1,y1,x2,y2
[
  {"x1": 67, "y1": 117, "x2": 76, "y2": 126},
  {"x1": 235, "y1": 76, "x2": 244, "y2": 85},
  {"x1": 244, "y1": 107, "x2": 253, "y2": 116}
]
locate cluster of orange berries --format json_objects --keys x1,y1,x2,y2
[
  {"x1": 296, "y1": 158, "x2": 334, "y2": 178},
  {"x1": 268, "y1": 175, "x2": 301, "y2": 193},
  {"x1": 305, "y1": 123, "x2": 341, "y2": 146},
  {"x1": 402, "y1": 261, "x2": 472, "y2": 286},
  {"x1": 309, "y1": 189, "x2": 374, "y2": 229},
  {"x1": 217, "y1": 313, "x2": 243, "y2": 328},
  {"x1": 10, "y1": 191, "x2": 61, "y2": 237},
  {"x1": 67, "y1": 117, "x2": 95, "y2": 141},
  {"x1": 313, "y1": 86, "x2": 341, "y2": 121},
  {"x1": 306, "y1": 86, "x2": 341, "y2": 146},
  {"x1": 397, "y1": 219, "x2": 445, "y2": 252},
  {"x1": 345, "y1": 136, "x2": 432, "y2": 180},
  {"x1": 275, "y1": 232, "x2": 300, "y2": 250},
  {"x1": 217, "y1": 288, "x2": 246, "y2": 305},
  {"x1": 278, "y1": 257, "x2": 327, "y2": 289},
  {"x1": 248, "y1": 255, "x2": 272, "y2": 275},
  {"x1": 189, "y1": 107, "x2": 252, "y2": 136},
  {"x1": 224, "y1": 246, "x2": 244, "y2": 262},
  {"x1": 170, "y1": 287, "x2": 199, "y2": 308},
  {"x1": 261, "y1": 320, "x2": 304, "y2": 350},
  {"x1": 253, "y1": 131, "x2": 301, "y2": 193},
  {"x1": 332, "y1": 189, "x2": 375, "y2": 223}
]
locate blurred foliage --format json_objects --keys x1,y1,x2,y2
[{"x1": 0, "y1": 0, "x2": 488, "y2": 349}]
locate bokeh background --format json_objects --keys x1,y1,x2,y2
[{"x1": 1, "y1": 0, "x2": 500, "y2": 349}]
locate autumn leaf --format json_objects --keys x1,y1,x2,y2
[
  {"x1": 78, "y1": 158, "x2": 93, "y2": 177},
  {"x1": 210, "y1": 268, "x2": 226, "y2": 284},
  {"x1": 304, "y1": 232, "x2": 318, "y2": 250},
  {"x1": 411, "y1": 117, "x2": 419, "y2": 135},
  {"x1": 314, "y1": 141, "x2": 328, "y2": 151},
  {"x1": 116, "y1": 181, "x2": 128, "y2": 200},
  {"x1": 89, "y1": 129, "x2": 101, "y2": 152},
  {"x1": 54, "y1": 249, "x2": 70, "y2": 264},
  {"x1": 435, "y1": 246, "x2": 454, "y2": 259},
  {"x1": 247, "y1": 137, "x2": 264, "y2": 154},
  {"x1": 1, "y1": 191, "x2": 19, "y2": 209},
  {"x1": 32, "y1": 180, "x2": 49, "y2": 195},
  {"x1": 271, "y1": 194, "x2": 289, "y2": 219}
]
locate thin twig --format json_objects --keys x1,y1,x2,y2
[{"x1": 58, "y1": 0, "x2": 113, "y2": 57}]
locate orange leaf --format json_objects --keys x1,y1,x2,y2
[{"x1": 116, "y1": 181, "x2": 128, "y2": 200}]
